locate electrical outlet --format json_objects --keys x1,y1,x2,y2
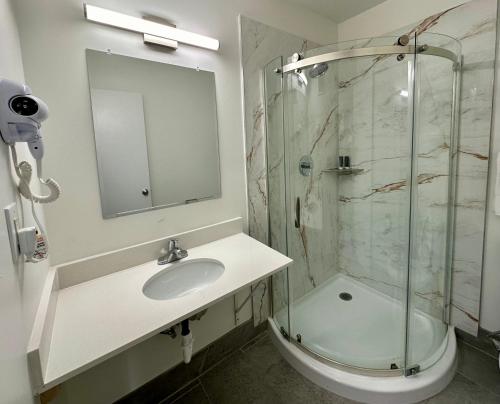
[{"x1": 4, "y1": 202, "x2": 20, "y2": 264}]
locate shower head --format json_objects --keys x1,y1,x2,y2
[{"x1": 308, "y1": 63, "x2": 329, "y2": 78}]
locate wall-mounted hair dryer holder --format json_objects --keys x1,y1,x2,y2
[{"x1": 0, "y1": 78, "x2": 60, "y2": 263}]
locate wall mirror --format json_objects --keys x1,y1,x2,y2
[{"x1": 86, "y1": 49, "x2": 221, "y2": 218}]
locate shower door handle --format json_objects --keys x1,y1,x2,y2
[{"x1": 295, "y1": 197, "x2": 301, "y2": 228}]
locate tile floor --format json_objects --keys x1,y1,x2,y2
[{"x1": 160, "y1": 331, "x2": 500, "y2": 404}]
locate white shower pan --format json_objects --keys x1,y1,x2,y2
[{"x1": 270, "y1": 275, "x2": 457, "y2": 404}]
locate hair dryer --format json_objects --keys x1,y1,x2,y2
[{"x1": 0, "y1": 78, "x2": 60, "y2": 203}]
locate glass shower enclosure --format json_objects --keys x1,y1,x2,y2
[{"x1": 265, "y1": 33, "x2": 461, "y2": 375}]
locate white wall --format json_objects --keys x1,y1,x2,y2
[
  {"x1": 0, "y1": 0, "x2": 50, "y2": 402},
  {"x1": 338, "y1": 0, "x2": 465, "y2": 41},
  {"x1": 13, "y1": 0, "x2": 337, "y2": 266}
]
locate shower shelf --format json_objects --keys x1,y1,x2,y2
[{"x1": 322, "y1": 167, "x2": 363, "y2": 175}]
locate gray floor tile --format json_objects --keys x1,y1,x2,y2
[
  {"x1": 240, "y1": 333, "x2": 352, "y2": 403},
  {"x1": 423, "y1": 374, "x2": 500, "y2": 404},
  {"x1": 240, "y1": 330, "x2": 270, "y2": 353},
  {"x1": 259, "y1": 358, "x2": 352, "y2": 403},
  {"x1": 160, "y1": 330, "x2": 500, "y2": 404},
  {"x1": 202, "y1": 321, "x2": 268, "y2": 374},
  {"x1": 160, "y1": 381, "x2": 211, "y2": 404},
  {"x1": 240, "y1": 332, "x2": 283, "y2": 371},
  {"x1": 457, "y1": 341, "x2": 500, "y2": 396},
  {"x1": 201, "y1": 350, "x2": 281, "y2": 404},
  {"x1": 456, "y1": 328, "x2": 498, "y2": 360}
]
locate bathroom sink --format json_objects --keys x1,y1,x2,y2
[{"x1": 143, "y1": 259, "x2": 225, "y2": 300}]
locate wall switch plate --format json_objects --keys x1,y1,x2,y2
[{"x1": 4, "y1": 202, "x2": 20, "y2": 264}]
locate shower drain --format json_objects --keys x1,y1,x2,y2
[{"x1": 339, "y1": 292, "x2": 352, "y2": 301}]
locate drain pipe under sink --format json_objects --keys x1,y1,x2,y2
[{"x1": 181, "y1": 319, "x2": 193, "y2": 364}]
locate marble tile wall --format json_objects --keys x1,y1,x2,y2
[
  {"x1": 283, "y1": 60, "x2": 340, "y2": 305},
  {"x1": 335, "y1": 39, "x2": 454, "y2": 351},
  {"x1": 426, "y1": 0, "x2": 498, "y2": 335},
  {"x1": 336, "y1": 54, "x2": 412, "y2": 303},
  {"x1": 264, "y1": 57, "x2": 289, "y2": 317},
  {"x1": 335, "y1": 0, "x2": 497, "y2": 335},
  {"x1": 409, "y1": 47, "x2": 457, "y2": 324},
  {"x1": 240, "y1": 16, "x2": 318, "y2": 324}
]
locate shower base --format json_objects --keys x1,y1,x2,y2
[{"x1": 270, "y1": 274, "x2": 457, "y2": 404}]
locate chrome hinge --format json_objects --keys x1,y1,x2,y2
[
  {"x1": 405, "y1": 365, "x2": 420, "y2": 377},
  {"x1": 280, "y1": 326, "x2": 290, "y2": 341}
]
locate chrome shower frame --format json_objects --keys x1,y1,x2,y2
[{"x1": 282, "y1": 44, "x2": 459, "y2": 73}]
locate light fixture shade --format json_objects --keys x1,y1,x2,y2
[
  {"x1": 84, "y1": 4, "x2": 219, "y2": 51},
  {"x1": 144, "y1": 34, "x2": 178, "y2": 49}
]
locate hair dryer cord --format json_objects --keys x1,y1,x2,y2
[{"x1": 10, "y1": 145, "x2": 61, "y2": 203}]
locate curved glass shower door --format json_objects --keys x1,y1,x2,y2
[
  {"x1": 406, "y1": 33, "x2": 461, "y2": 372},
  {"x1": 282, "y1": 38, "x2": 416, "y2": 371},
  {"x1": 267, "y1": 34, "x2": 460, "y2": 374}
]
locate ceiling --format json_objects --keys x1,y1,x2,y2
[{"x1": 282, "y1": 0, "x2": 388, "y2": 23}]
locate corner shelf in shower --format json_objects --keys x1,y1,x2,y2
[{"x1": 322, "y1": 167, "x2": 364, "y2": 175}]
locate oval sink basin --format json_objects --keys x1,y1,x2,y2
[{"x1": 143, "y1": 259, "x2": 225, "y2": 300}]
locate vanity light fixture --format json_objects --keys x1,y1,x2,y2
[{"x1": 83, "y1": 4, "x2": 220, "y2": 51}]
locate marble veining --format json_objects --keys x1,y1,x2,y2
[
  {"x1": 240, "y1": 16, "x2": 318, "y2": 324},
  {"x1": 334, "y1": 0, "x2": 497, "y2": 334},
  {"x1": 243, "y1": 0, "x2": 496, "y2": 338}
]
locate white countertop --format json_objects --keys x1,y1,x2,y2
[{"x1": 42, "y1": 233, "x2": 291, "y2": 388}]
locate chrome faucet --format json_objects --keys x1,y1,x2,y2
[{"x1": 158, "y1": 239, "x2": 188, "y2": 265}]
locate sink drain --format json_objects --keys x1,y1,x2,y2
[{"x1": 339, "y1": 292, "x2": 352, "y2": 301}]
